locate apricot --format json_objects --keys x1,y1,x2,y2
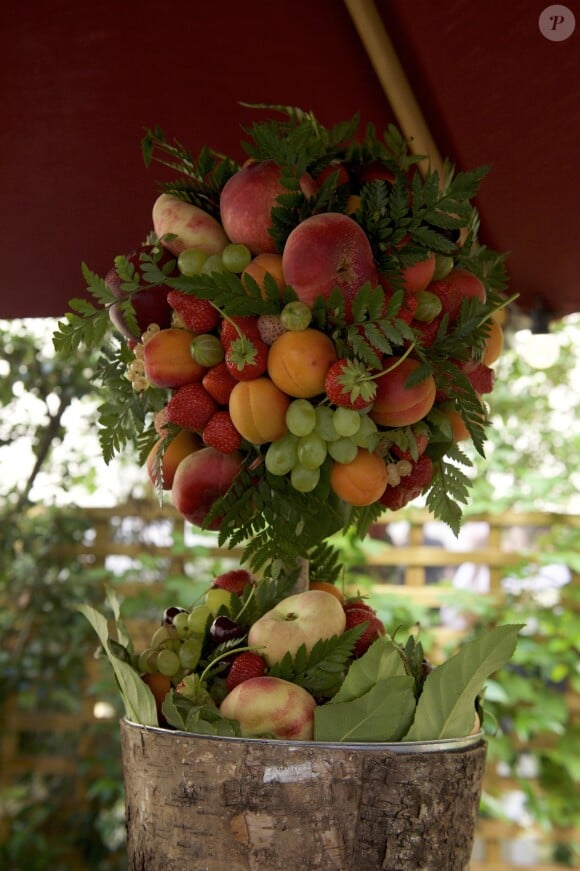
[
  {"x1": 143, "y1": 328, "x2": 206, "y2": 388},
  {"x1": 482, "y1": 315, "x2": 504, "y2": 366},
  {"x1": 241, "y1": 253, "x2": 286, "y2": 299},
  {"x1": 229, "y1": 377, "x2": 290, "y2": 444},
  {"x1": 370, "y1": 357, "x2": 436, "y2": 427},
  {"x1": 267, "y1": 329, "x2": 338, "y2": 398},
  {"x1": 330, "y1": 449, "x2": 388, "y2": 506},
  {"x1": 146, "y1": 430, "x2": 201, "y2": 490}
]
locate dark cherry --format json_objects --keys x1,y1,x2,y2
[
  {"x1": 209, "y1": 615, "x2": 245, "y2": 645},
  {"x1": 162, "y1": 606, "x2": 189, "y2": 626}
]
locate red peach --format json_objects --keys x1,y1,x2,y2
[
  {"x1": 220, "y1": 160, "x2": 316, "y2": 255},
  {"x1": 370, "y1": 357, "x2": 436, "y2": 427},
  {"x1": 281, "y1": 212, "x2": 378, "y2": 322},
  {"x1": 171, "y1": 447, "x2": 243, "y2": 529},
  {"x1": 107, "y1": 244, "x2": 176, "y2": 340},
  {"x1": 152, "y1": 193, "x2": 229, "y2": 256}
]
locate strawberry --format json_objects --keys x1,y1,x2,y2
[
  {"x1": 211, "y1": 568, "x2": 255, "y2": 595},
  {"x1": 225, "y1": 652, "x2": 267, "y2": 693},
  {"x1": 225, "y1": 336, "x2": 269, "y2": 381},
  {"x1": 203, "y1": 410, "x2": 242, "y2": 453},
  {"x1": 202, "y1": 362, "x2": 238, "y2": 405},
  {"x1": 345, "y1": 606, "x2": 385, "y2": 658},
  {"x1": 167, "y1": 289, "x2": 220, "y2": 333},
  {"x1": 461, "y1": 360, "x2": 495, "y2": 395},
  {"x1": 220, "y1": 315, "x2": 261, "y2": 350},
  {"x1": 343, "y1": 599, "x2": 376, "y2": 616},
  {"x1": 166, "y1": 382, "x2": 217, "y2": 432},
  {"x1": 380, "y1": 455, "x2": 434, "y2": 511},
  {"x1": 324, "y1": 358, "x2": 376, "y2": 409},
  {"x1": 391, "y1": 431, "x2": 429, "y2": 461},
  {"x1": 257, "y1": 314, "x2": 286, "y2": 345}
]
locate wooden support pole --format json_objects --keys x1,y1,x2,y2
[{"x1": 344, "y1": 0, "x2": 445, "y2": 178}]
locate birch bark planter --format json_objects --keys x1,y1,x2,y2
[{"x1": 120, "y1": 718, "x2": 487, "y2": 871}]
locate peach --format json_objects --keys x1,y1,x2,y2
[
  {"x1": 482, "y1": 315, "x2": 504, "y2": 366},
  {"x1": 146, "y1": 430, "x2": 201, "y2": 490},
  {"x1": 220, "y1": 160, "x2": 316, "y2": 255},
  {"x1": 370, "y1": 357, "x2": 436, "y2": 427},
  {"x1": 152, "y1": 193, "x2": 229, "y2": 256},
  {"x1": 219, "y1": 676, "x2": 316, "y2": 740},
  {"x1": 241, "y1": 253, "x2": 286, "y2": 298},
  {"x1": 330, "y1": 449, "x2": 388, "y2": 506},
  {"x1": 267, "y1": 329, "x2": 338, "y2": 398},
  {"x1": 228, "y1": 377, "x2": 290, "y2": 444},
  {"x1": 171, "y1": 447, "x2": 243, "y2": 529},
  {"x1": 143, "y1": 328, "x2": 206, "y2": 388},
  {"x1": 282, "y1": 212, "x2": 378, "y2": 321},
  {"x1": 399, "y1": 251, "x2": 436, "y2": 294}
]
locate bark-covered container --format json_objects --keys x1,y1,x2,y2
[{"x1": 120, "y1": 718, "x2": 487, "y2": 871}]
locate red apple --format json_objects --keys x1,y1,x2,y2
[
  {"x1": 152, "y1": 193, "x2": 229, "y2": 256},
  {"x1": 107, "y1": 244, "x2": 176, "y2": 340},
  {"x1": 248, "y1": 590, "x2": 346, "y2": 666},
  {"x1": 281, "y1": 212, "x2": 378, "y2": 322},
  {"x1": 219, "y1": 676, "x2": 316, "y2": 740},
  {"x1": 219, "y1": 160, "x2": 316, "y2": 255},
  {"x1": 171, "y1": 447, "x2": 243, "y2": 529}
]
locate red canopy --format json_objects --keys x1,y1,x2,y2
[{"x1": 2, "y1": 0, "x2": 578, "y2": 320}]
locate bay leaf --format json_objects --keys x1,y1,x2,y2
[
  {"x1": 314, "y1": 674, "x2": 416, "y2": 742},
  {"x1": 404, "y1": 623, "x2": 523, "y2": 741},
  {"x1": 330, "y1": 635, "x2": 407, "y2": 705}
]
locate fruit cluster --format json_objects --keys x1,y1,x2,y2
[
  {"x1": 56, "y1": 106, "x2": 509, "y2": 573},
  {"x1": 140, "y1": 567, "x2": 394, "y2": 741}
]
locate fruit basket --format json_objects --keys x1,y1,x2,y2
[{"x1": 54, "y1": 104, "x2": 521, "y2": 870}]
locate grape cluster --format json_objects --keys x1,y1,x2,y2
[
  {"x1": 178, "y1": 242, "x2": 252, "y2": 277},
  {"x1": 266, "y1": 400, "x2": 378, "y2": 493}
]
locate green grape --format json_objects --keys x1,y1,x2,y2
[
  {"x1": 222, "y1": 243, "x2": 252, "y2": 273},
  {"x1": 187, "y1": 604, "x2": 211, "y2": 633},
  {"x1": 328, "y1": 437, "x2": 358, "y2": 464},
  {"x1": 150, "y1": 625, "x2": 175, "y2": 649},
  {"x1": 280, "y1": 301, "x2": 312, "y2": 331},
  {"x1": 191, "y1": 334, "x2": 225, "y2": 366},
  {"x1": 156, "y1": 648, "x2": 181, "y2": 677},
  {"x1": 172, "y1": 611, "x2": 191, "y2": 639},
  {"x1": 432, "y1": 254, "x2": 454, "y2": 280},
  {"x1": 333, "y1": 407, "x2": 361, "y2": 437},
  {"x1": 179, "y1": 638, "x2": 203, "y2": 670},
  {"x1": 265, "y1": 433, "x2": 298, "y2": 475},
  {"x1": 286, "y1": 399, "x2": 316, "y2": 436},
  {"x1": 352, "y1": 414, "x2": 379, "y2": 448},
  {"x1": 137, "y1": 647, "x2": 158, "y2": 674},
  {"x1": 315, "y1": 405, "x2": 340, "y2": 442},
  {"x1": 177, "y1": 248, "x2": 208, "y2": 276},
  {"x1": 290, "y1": 462, "x2": 320, "y2": 493},
  {"x1": 201, "y1": 254, "x2": 226, "y2": 274},
  {"x1": 297, "y1": 432, "x2": 327, "y2": 469}
]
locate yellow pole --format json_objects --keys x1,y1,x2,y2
[{"x1": 343, "y1": 0, "x2": 445, "y2": 178}]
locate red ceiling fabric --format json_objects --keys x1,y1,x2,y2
[{"x1": 1, "y1": 0, "x2": 578, "y2": 320}]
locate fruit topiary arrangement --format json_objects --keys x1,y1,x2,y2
[{"x1": 54, "y1": 104, "x2": 521, "y2": 743}]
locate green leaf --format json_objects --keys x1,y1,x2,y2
[
  {"x1": 77, "y1": 604, "x2": 158, "y2": 726},
  {"x1": 314, "y1": 674, "x2": 416, "y2": 742},
  {"x1": 404, "y1": 624, "x2": 524, "y2": 740},
  {"x1": 330, "y1": 635, "x2": 407, "y2": 704}
]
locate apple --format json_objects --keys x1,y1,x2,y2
[
  {"x1": 219, "y1": 676, "x2": 317, "y2": 740},
  {"x1": 248, "y1": 590, "x2": 346, "y2": 666},
  {"x1": 152, "y1": 193, "x2": 229, "y2": 256},
  {"x1": 171, "y1": 447, "x2": 243, "y2": 529},
  {"x1": 219, "y1": 160, "x2": 316, "y2": 255},
  {"x1": 281, "y1": 212, "x2": 378, "y2": 321},
  {"x1": 106, "y1": 244, "x2": 176, "y2": 340}
]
